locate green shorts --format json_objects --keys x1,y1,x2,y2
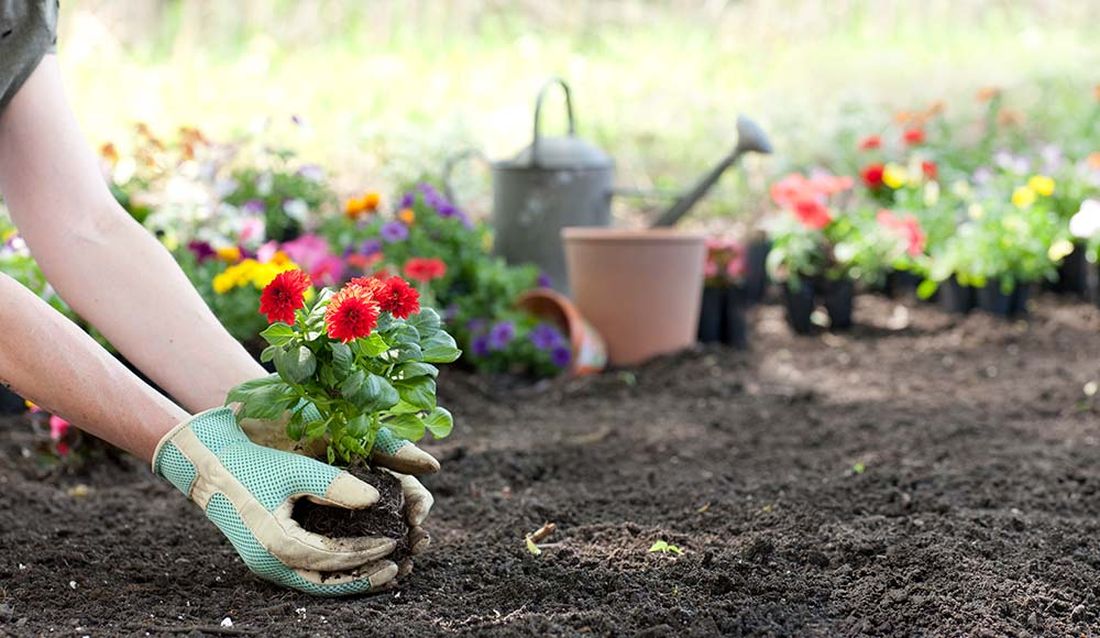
[{"x1": 0, "y1": 0, "x2": 58, "y2": 114}]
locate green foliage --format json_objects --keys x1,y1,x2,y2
[
  {"x1": 227, "y1": 289, "x2": 461, "y2": 465},
  {"x1": 648, "y1": 540, "x2": 684, "y2": 555}
]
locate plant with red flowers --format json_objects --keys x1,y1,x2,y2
[
  {"x1": 227, "y1": 273, "x2": 461, "y2": 465},
  {"x1": 764, "y1": 171, "x2": 859, "y2": 287}
]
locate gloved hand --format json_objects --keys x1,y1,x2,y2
[
  {"x1": 153, "y1": 407, "x2": 400, "y2": 595},
  {"x1": 240, "y1": 408, "x2": 438, "y2": 569}
]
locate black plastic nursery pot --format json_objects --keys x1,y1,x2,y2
[
  {"x1": 939, "y1": 276, "x2": 977, "y2": 314},
  {"x1": 725, "y1": 285, "x2": 750, "y2": 350},
  {"x1": 698, "y1": 287, "x2": 725, "y2": 344},
  {"x1": 884, "y1": 269, "x2": 922, "y2": 299},
  {"x1": 744, "y1": 240, "x2": 772, "y2": 305},
  {"x1": 977, "y1": 279, "x2": 1031, "y2": 318},
  {"x1": 1050, "y1": 242, "x2": 1089, "y2": 296},
  {"x1": 0, "y1": 385, "x2": 25, "y2": 415},
  {"x1": 822, "y1": 278, "x2": 854, "y2": 330},
  {"x1": 697, "y1": 286, "x2": 750, "y2": 349},
  {"x1": 783, "y1": 280, "x2": 816, "y2": 335}
]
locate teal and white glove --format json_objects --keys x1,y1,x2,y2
[{"x1": 153, "y1": 407, "x2": 399, "y2": 595}]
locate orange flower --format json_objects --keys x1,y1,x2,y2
[
  {"x1": 325, "y1": 285, "x2": 380, "y2": 342},
  {"x1": 398, "y1": 208, "x2": 416, "y2": 225},
  {"x1": 977, "y1": 87, "x2": 1001, "y2": 102},
  {"x1": 925, "y1": 100, "x2": 945, "y2": 117},
  {"x1": 1088, "y1": 152, "x2": 1100, "y2": 170},
  {"x1": 997, "y1": 109, "x2": 1023, "y2": 127},
  {"x1": 99, "y1": 143, "x2": 119, "y2": 165},
  {"x1": 362, "y1": 191, "x2": 381, "y2": 212},
  {"x1": 345, "y1": 197, "x2": 365, "y2": 219}
]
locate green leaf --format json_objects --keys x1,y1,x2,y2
[
  {"x1": 648, "y1": 540, "x2": 683, "y2": 555},
  {"x1": 326, "y1": 446, "x2": 336, "y2": 465},
  {"x1": 349, "y1": 373, "x2": 400, "y2": 413},
  {"x1": 260, "y1": 322, "x2": 296, "y2": 347},
  {"x1": 330, "y1": 341, "x2": 353, "y2": 374},
  {"x1": 394, "y1": 340, "x2": 424, "y2": 362},
  {"x1": 318, "y1": 362, "x2": 339, "y2": 388},
  {"x1": 225, "y1": 374, "x2": 297, "y2": 420},
  {"x1": 422, "y1": 406, "x2": 453, "y2": 438},
  {"x1": 388, "y1": 400, "x2": 423, "y2": 415},
  {"x1": 394, "y1": 362, "x2": 439, "y2": 380},
  {"x1": 340, "y1": 370, "x2": 365, "y2": 398},
  {"x1": 286, "y1": 411, "x2": 306, "y2": 441},
  {"x1": 356, "y1": 333, "x2": 391, "y2": 357},
  {"x1": 916, "y1": 279, "x2": 939, "y2": 300},
  {"x1": 394, "y1": 376, "x2": 436, "y2": 410},
  {"x1": 525, "y1": 535, "x2": 542, "y2": 556},
  {"x1": 407, "y1": 308, "x2": 442, "y2": 335},
  {"x1": 389, "y1": 323, "x2": 420, "y2": 346},
  {"x1": 347, "y1": 414, "x2": 371, "y2": 438},
  {"x1": 305, "y1": 418, "x2": 328, "y2": 441},
  {"x1": 260, "y1": 344, "x2": 279, "y2": 364},
  {"x1": 421, "y1": 332, "x2": 461, "y2": 363},
  {"x1": 305, "y1": 289, "x2": 334, "y2": 327},
  {"x1": 274, "y1": 345, "x2": 317, "y2": 384},
  {"x1": 384, "y1": 413, "x2": 425, "y2": 442}
]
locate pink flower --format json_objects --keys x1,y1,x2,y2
[
  {"x1": 256, "y1": 240, "x2": 280, "y2": 263},
  {"x1": 281, "y1": 234, "x2": 332, "y2": 272},
  {"x1": 877, "y1": 209, "x2": 926, "y2": 256},
  {"x1": 705, "y1": 259, "x2": 719, "y2": 278},
  {"x1": 726, "y1": 255, "x2": 747, "y2": 280},
  {"x1": 311, "y1": 255, "x2": 346, "y2": 287},
  {"x1": 239, "y1": 217, "x2": 266, "y2": 244},
  {"x1": 770, "y1": 174, "x2": 814, "y2": 209},
  {"x1": 49, "y1": 415, "x2": 69, "y2": 440}
]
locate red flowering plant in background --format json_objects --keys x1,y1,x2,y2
[
  {"x1": 765, "y1": 170, "x2": 862, "y2": 288},
  {"x1": 227, "y1": 272, "x2": 461, "y2": 465}
]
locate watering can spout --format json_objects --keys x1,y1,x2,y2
[{"x1": 650, "y1": 115, "x2": 772, "y2": 228}]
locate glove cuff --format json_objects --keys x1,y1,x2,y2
[{"x1": 152, "y1": 407, "x2": 243, "y2": 496}]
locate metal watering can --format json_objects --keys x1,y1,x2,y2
[{"x1": 445, "y1": 77, "x2": 772, "y2": 293}]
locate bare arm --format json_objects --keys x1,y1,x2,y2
[
  {"x1": 0, "y1": 56, "x2": 266, "y2": 416},
  {"x1": 0, "y1": 273, "x2": 188, "y2": 459}
]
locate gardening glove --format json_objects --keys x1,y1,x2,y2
[
  {"x1": 152, "y1": 407, "x2": 400, "y2": 596},
  {"x1": 241, "y1": 409, "x2": 435, "y2": 558}
]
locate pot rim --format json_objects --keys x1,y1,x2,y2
[{"x1": 561, "y1": 227, "x2": 705, "y2": 244}]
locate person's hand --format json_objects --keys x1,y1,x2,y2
[
  {"x1": 153, "y1": 407, "x2": 399, "y2": 595},
  {"x1": 240, "y1": 409, "x2": 437, "y2": 571}
]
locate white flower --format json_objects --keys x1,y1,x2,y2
[{"x1": 1070, "y1": 199, "x2": 1100, "y2": 238}]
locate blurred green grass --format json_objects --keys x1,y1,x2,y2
[{"x1": 58, "y1": 0, "x2": 1100, "y2": 226}]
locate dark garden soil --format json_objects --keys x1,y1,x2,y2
[
  {"x1": 293, "y1": 465, "x2": 409, "y2": 560},
  {"x1": 7, "y1": 295, "x2": 1100, "y2": 636}
]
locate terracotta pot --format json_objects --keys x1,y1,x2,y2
[
  {"x1": 516, "y1": 288, "x2": 608, "y2": 376},
  {"x1": 562, "y1": 227, "x2": 705, "y2": 366}
]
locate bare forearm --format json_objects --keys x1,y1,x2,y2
[
  {"x1": 0, "y1": 56, "x2": 266, "y2": 413},
  {"x1": 0, "y1": 273, "x2": 188, "y2": 460}
]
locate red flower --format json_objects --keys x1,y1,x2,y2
[
  {"x1": 769, "y1": 173, "x2": 812, "y2": 209},
  {"x1": 403, "y1": 257, "x2": 447, "y2": 283},
  {"x1": 861, "y1": 163, "x2": 885, "y2": 189},
  {"x1": 876, "y1": 209, "x2": 926, "y2": 257},
  {"x1": 793, "y1": 198, "x2": 832, "y2": 230},
  {"x1": 377, "y1": 276, "x2": 421, "y2": 319},
  {"x1": 921, "y1": 160, "x2": 938, "y2": 180},
  {"x1": 259, "y1": 269, "x2": 311, "y2": 324},
  {"x1": 858, "y1": 135, "x2": 882, "y2": 151},
  {"x1": 325, "y1": 286, "x2": 380, "y2": 343},
  {"x1": 347, "y1": 276, "x2": 421, "y2": 319},
  {"x1": 903, "y1": 128, "x2": 925, "y2": 145}
]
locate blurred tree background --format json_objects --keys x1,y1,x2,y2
[{"x1": 58, "y1": 0, "x2": 1100, "y2": 222}]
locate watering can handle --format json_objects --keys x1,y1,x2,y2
[
  {"x1": 530, "y1": 77, "x2": 576, "y2": 168},
  {"x1": 441, "y1": 148, "x2": 491, "y2": 206}
]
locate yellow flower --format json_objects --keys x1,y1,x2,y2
[
  {"x1": 1012, "y1": 186, "x2": 1037, "y2": 209},
  {"x1": 270, "y1": 250, "x2": 291, "y2": 266},
  {"x1": 1, "y1": 228, "x2": 16, "y2": 243},
  {"x1": 216, "y1": 246, "x2": 242, "y2": 263},
  {"x1": 212, "y1": 271, "x2": 236, "y2": 295},
  {"x1": 882, "y1": 163, "x2": 908, "y2": 190},
  {"x1": 398, "y1": 208, "x2": 416, "y2": 225},
  {"x1": 1027, "y1": 175, "x2": 1055, "y2": 197},
  {"x1": 1049, "y1": 238, "x2": 1075, "y2": 261}
]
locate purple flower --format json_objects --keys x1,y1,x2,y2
[
  {"x1": 537, "y1": 272, "x2": 553, "y2": 288},
  {"x1": 471, "y1": 335, "x2": 491, "y2": 358},
  {"x1": 487, "y1": 321, "x2": 516, "y2": 351},
  {"x1": 437, "y1": 202, "x2": 457, "y2": 217},
  {"x1": 188, "y1": 241, "x2": 215, "y2": 262},
  {"x1": 381, "y1": 221, "x2": 409, "y2": 243},
  {"x1": 466, "y1": 318, "x2": 488, "y2": 334},
  {"x1": 442, "y1": 304, "x2": 459, "y2": 322},
  {"x1": 399, "y1": 192, "x2": 416, "y2": 209},
  {"x1": 550, "y1": 346, "x2": 572, "y2": 368},
  {"x1": 361, "y1": 239, "x2": 382, "y2": 256},
  {"x1": 297, "y1": 164, "x2": 325, "y2": 182},
  {"x1": 242, "y1": 199, "x2": 266, "y2": 215},
  {"x1": 529, "y1": 323, "x2": 564, "y2": 351}
]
